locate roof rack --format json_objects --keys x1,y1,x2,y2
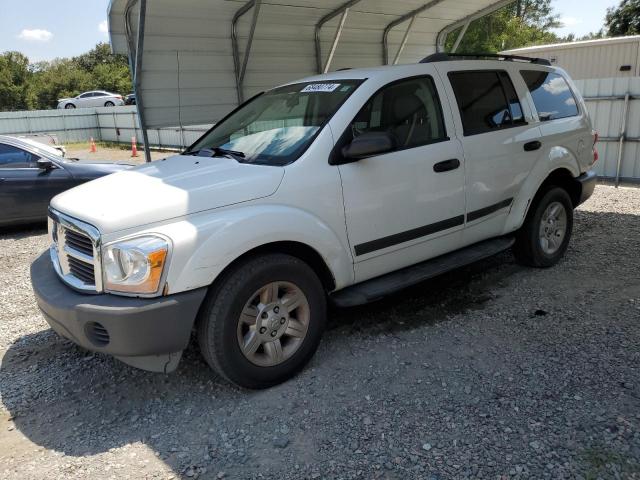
[{"x1": 420, "y1": 52, "x2": 552, "y2": 66}]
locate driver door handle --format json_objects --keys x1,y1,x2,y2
[{"x1": 433, "y1": 158, "x2": 460, "y2": 173}]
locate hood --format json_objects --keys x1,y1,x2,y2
[
  {"x1": 51, "y1": 155, "x2": 285, "y2": 234},
  {"x1": 60, "y1": 159, "x2": 133, "y2": 178}
]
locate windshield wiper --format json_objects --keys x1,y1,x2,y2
[{"x1": 184, "y1": 147, "x2": 246, "y2": 162}]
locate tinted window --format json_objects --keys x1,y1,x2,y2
[
  {"x1": 79, "y1": 93, "x2": 92, "y2": 98},
  {"x1": 348, "y1": 76, "x2": 447, "y2": 150},
  {"x1": 521, "y1": 70, "x2": 579, "y2": 121},
  {"x1": 449, "y1": 71, "x2": 526, "y2": 136},
  {"x1": 0, "y1": 144, "x2": 38, "y2": 168}
]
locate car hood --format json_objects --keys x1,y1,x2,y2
[
  {"x1": 51, "y1": 155, "x2": 285, "y2": 234},
  {"x1": 61, "y1": 159, "x2": 133, "y2": 178}
]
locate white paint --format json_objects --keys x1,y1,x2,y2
[{"x1": 49, "y1": 60, "x2": 595, "y2": 301}]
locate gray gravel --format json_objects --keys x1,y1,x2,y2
[{"x1": 1, "y1": 184, "x2": 639, "y2": 479}]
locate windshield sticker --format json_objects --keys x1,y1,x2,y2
[{"x1": 301, "y1": 83, "x2": 341, "y2": 93}]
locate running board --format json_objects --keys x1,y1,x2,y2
[{"x1": 331, "y1": 236, "x2": 515, "y2": 308}]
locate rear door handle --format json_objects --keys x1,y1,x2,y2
[
  {"x1": 433, "y1": 158, "x2": 460, "y2": 173},
  {"x1": 524, "y1": 141, "x2": 542, "y2": 152}
]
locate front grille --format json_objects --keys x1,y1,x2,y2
[
  {"x1": 64, "y1": 229, "x2": 94, "y2": 257},
  {"x1": 49, "y1": 209, "x2": 101, "y2": 293},
  {"x1": 67, "y1": 255, "x2": 95, "y2": 285}
]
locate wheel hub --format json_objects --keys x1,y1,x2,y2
[
  {"x1": 256, "y1": 303, "x2": 289, "y2": 340},
  {"x1": 236, "y1": 281, "x2": 310, "y2": 367}
]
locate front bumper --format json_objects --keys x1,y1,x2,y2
[
  {"x1": 30, "y1": 251, "x2": 207, "y2": 372},
  {"x1": 576, "y1": 170, "x2": 597, "y2": 206}
]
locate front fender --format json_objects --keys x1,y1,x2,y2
[
  {"x1": 504, "y1": 146, "x2": 580, "y2": 233},
  {"x1": 162, "y1": 204, "x2": 354, "y2": 294}
]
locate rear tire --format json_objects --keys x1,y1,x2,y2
[
  {"x1": 197, "y1": 254, "x2": 327, "y2": 389},
  {"x1": 513, "y1": 186, "x2": 573, "y2": 267},
  {"x1": 104, "y1": 101, "x2": 115, "y2": 107}
]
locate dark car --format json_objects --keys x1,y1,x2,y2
[
  {"x1": 125, "y1": 93, "x2": 136, "y2": 105},
  {"x1": 0, "y1": 135, "x2": 131, "y2": 227}
]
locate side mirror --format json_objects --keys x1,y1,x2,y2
[
  {"x1": 37, "y1": 158, "x2": 54, "y2": 170},
  {"x1": 340, "y1": 131, "x2": 396, "y2": 163}
]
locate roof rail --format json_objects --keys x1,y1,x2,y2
[{"x1": 420, "y1": 52, "x2": 552, "y2": 66}]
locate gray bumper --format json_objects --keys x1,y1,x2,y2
[
  {"x1": 30, "y1": 251, "x2": 207, "y2": 371},
  {"x1": 576, "y1": 170, "x2": 597, "y2": 206}
]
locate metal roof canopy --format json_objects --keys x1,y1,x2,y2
[{"x1": 108, "y1": 0, "x2": 512, "y2": 160}]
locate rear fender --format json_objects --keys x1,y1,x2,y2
[{"x1": 504, "y1": 146, "x2": 580, "y2": 233}]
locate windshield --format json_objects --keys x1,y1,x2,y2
[{"x1": 188, "y1": 80, "x2": 363, "y2": 166}]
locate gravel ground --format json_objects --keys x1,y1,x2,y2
[{"x1": 1, "y1": 184, "x2": 639, "y2": 480}]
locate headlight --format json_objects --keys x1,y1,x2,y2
[{"x1": 102, "y1": 236, "x2": 169, "y2": 295}]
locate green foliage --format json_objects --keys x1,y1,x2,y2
[
  {"x1": 606, "y1": 0, "x2": 640, "y2": 36},
  {"x1": 447, "y1": 0, "x2": 562, "y2": 53},
  {"x1": 0, "y1": 43, "x2": 132, "y2": 112}
]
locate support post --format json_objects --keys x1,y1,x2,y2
[
  {"x1": 451, "y1": 21, "x2": 470, "y2": 53},
  {"x1": 436, "y1": 0, "x2": 515, "y2": 52},
  {"x1": 323, "y1": 8, "x2": 349, "y2": 73},
  {"x1": 392, "y1": 15, "x2": 417, "y2": 65},
  {"x1": 382, "y1": 0, "x2": 447, "y2": 65},
  {"x1": 615, "y1": 92, "x2": 630, "y2": 187},
  {"x1": 232, "y1": 0, "x2": 262, "y2": 104},
  {"x1": 315, "y1": 0, "x2": 362, "y2": 74}
]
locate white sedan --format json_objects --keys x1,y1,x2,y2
[{"x1": 57, "y1": 91, "x2": 125, "y2": 109}]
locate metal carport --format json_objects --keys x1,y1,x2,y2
[{"x1": 108, "y1": 0, "x2": 513, "y2": 161}]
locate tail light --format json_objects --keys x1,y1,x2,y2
[
  {"x1": 116, "y1": 95, "x2": 123, "y2": 100},
  {"x1": 592, "y1": 130, "x2": 599, "y2": 164}
]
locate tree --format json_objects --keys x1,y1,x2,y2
[
  {"x1": 606, "y1": 0, "x2": 640, "y2": 36},
  {"x1": 0, "y1": 52, "x2": 35, "y2": 110},
  {"x1": 0, "y1": 42, "x2": 133, "y2": 111},
  {"x1": 447, "y1": 1, "x2": 561, "y2": 53}
]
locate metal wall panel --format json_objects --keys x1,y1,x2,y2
[
  {"x1": 574, "y1": 77, "x2": 640, "y2": 181},
  {"x1": 503, "y1": 37, "x2": 640, "y2": 80},
  {"x1": 0, "y1": 107, "x2": 209, "y2": 150},
  {"x1": 109, "y1": 0, "x2": 504, "y2": 128}
]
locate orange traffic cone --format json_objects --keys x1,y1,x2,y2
[
  {"x1": 90, "y1": 137, "x2": 97, "y2": 153},
  {"x1": 131, "y1": 136, "x2": 138, "y2": 157}
]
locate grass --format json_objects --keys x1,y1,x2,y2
[{"x1": 581, "y1": 447, "x2": 640, "y2": 479}]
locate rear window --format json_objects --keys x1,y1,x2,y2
[
  {"x1": 448, "y1": 71, "x2": 526, "y2": 136},
  {"x1": 520, "y1": 70, "x2": 579, "y2": 121}
]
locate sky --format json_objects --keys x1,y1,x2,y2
[{"x1": 0, "y1": 0, "x2": 623, "y2": 62}]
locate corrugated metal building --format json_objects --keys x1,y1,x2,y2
[
  {"x1": 503, "y1": 36, "x2": 640, "y2": 80},
  {"x1": 107, "y1": 0, "x2": 516, "y2": 131},
  {"x1": 505, "y1": 37, "x2": 640, "y2": 183}
]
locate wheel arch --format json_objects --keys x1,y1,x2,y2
[
  {"x1": 505, "y1": 166, "x2": 583, "y2": 234},
  {"x1": 210, "y1": 241, "x2": 337, "y2": 293}
]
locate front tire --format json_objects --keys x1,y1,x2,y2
[
  {"x1": 513, "y1": 186, "x2": 573, "y2": 267},
  {"x1": 197, "y1": 254, "x2": 327, "y2": 389},
  {"x1": 65, "y1": 103, "x2": 76, "y2": 109}
]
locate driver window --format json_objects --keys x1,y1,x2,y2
[
  {"x1": 0, "y1": 144, "x2": 39, "y2": 168},
  {"x1": 349, "y1": 76, "x2": 447, "y2": 150}
]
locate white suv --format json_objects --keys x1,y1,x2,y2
[{"x1": 32, "y1": 54, "x2": 598, "y2": 388}]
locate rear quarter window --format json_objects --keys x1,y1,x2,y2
[{"x1": 520, "y1": 70, "x2": 579, "y2": 121}]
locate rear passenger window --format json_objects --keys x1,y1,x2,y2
[
  {"x1": 521, "y1": 70, "x2": 578, "y2": 121},
  {"x1": 448, "y1": 71, "x2": 526, "y2": 136}
]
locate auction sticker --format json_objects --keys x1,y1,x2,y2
[{"x1": 301, "y1": 83, "x2": 341, "y2": 93}]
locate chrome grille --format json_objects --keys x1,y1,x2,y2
[
  {"x1": 48, "y1": 209, "x2": 102, "y2": 293},
  {"x1": 64, "y1": 230, "x2": 94, "y2": 257},
  {"x1": 67, "y1": 255, "x2": 95, "y2": 284}
]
